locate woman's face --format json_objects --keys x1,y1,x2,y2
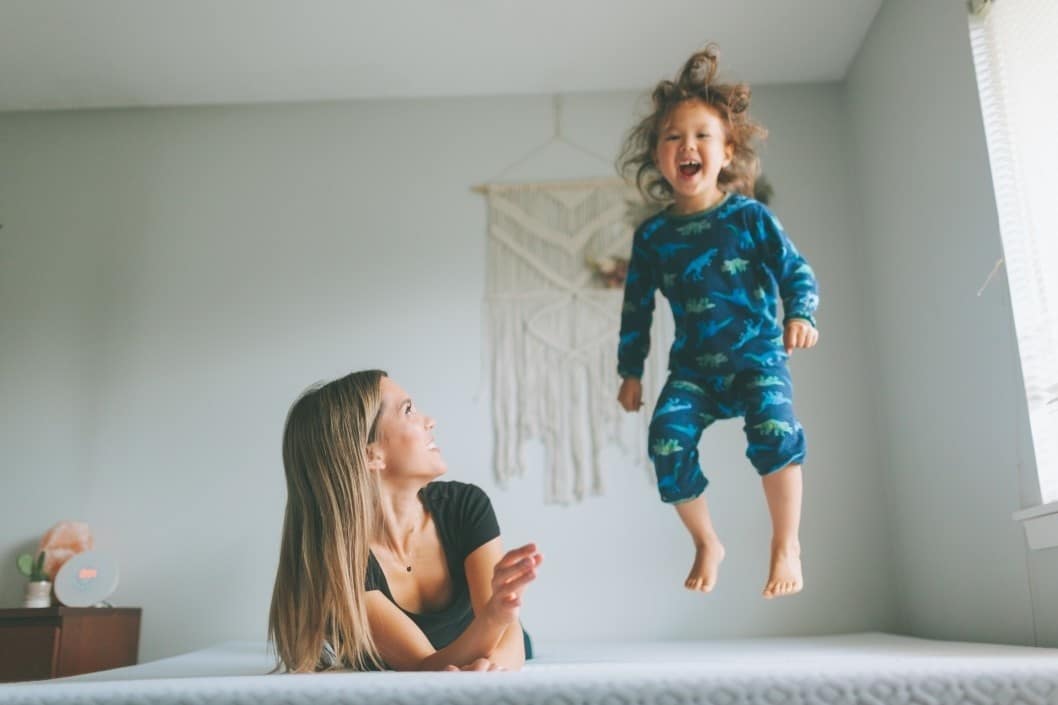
[{"x1": 370, "y1": 377, "x2": 447, "y2": 481}]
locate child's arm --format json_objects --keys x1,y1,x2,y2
[
  {"x1": 617, "y1": 224, "x2": 660, "y2": 384},
  {"x1": 757, "y1": 207, "x2": 819, "y2": 354},
  {"x1": 757, "y1": 208, "x2": 819, "y2": 328}
]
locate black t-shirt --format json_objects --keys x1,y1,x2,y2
[{"x1": 366, "y1": 481, "x2": 500, "y2": 649}]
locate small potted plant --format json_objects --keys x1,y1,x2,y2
[{"x1": 16, "y1": 551, "x2": 51, "y2": 608}]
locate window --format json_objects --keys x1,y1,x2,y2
[{"x1": 969, "y1": 0, "x2": 1058, "y2": 506}]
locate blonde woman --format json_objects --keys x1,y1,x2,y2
[{"x1": 269, "y1": 369, "x2": 542, "y2": 672}]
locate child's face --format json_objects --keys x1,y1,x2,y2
[{"x1": 654, "y1": 100, "x2": 733, "y2": 210}]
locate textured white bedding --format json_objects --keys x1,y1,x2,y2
[{"x1": 3, "y1": 633, "x2": 1057, "y2": 705}]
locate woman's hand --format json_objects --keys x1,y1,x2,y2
[
  {"x1": 617, "y1": 377, "x2": 643, "y2": 412},
  {"x1": 484, "y1": 543, "x2": 542, "y2": 625},
  {"x1": 444, "y1": 658, "x2": 506, "y2": 672},
  {"x1": 783, "y1": 319, "x2": 819, "y2": 355}
]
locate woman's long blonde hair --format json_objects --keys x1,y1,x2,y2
[{"x1": 269, "y1": 369, "x2": 388, "y2": 672}]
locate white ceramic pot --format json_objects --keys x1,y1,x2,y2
[{"x1": 23, "y1": 580, "x2": 52, "y2": 608}]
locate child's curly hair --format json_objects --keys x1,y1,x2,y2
[{"x1": 618, "y1": 44, "x2": 767, "y2": 204}]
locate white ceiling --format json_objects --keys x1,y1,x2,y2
[{"x1": 0, "y1": 0, "x2": 883, "y2": 113}]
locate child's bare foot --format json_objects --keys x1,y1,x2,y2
[
  {"x1": 685, "y1": 537, "x2": 725, "y2": 592},
  {"x1": 762, "y1": 540, "x2": 802, "y2": 598}
]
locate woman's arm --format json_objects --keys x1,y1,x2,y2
[
  {"x1": 465, "y1": 538, "x2": 543, "y2": 670},
  {"x1": 364, "y1": 542, "x2": 539, "y2": 671}
]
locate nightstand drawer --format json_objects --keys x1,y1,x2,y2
[
  {"x1": 0, "y1": 607, "x2": 141, "y2": 682},
  {"x1": 0, "y1": 624, "x2": 60, "y2": 681}
]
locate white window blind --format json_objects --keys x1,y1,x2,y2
[{"x1": 969, "y1": 0, "x2": 1058, "y2": 504}]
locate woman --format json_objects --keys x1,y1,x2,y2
[{"x1": 269, "y1": 369, "x2": 541, "y2": 672}]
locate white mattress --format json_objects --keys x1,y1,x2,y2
[{"x1": 3, "y1": 633, "x2": 1058, "y2": 705}]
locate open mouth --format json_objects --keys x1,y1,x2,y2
[{"x1": 678, "y1": 160, "x2": 702, "y2": 177}]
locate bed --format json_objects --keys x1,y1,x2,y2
[{"x1": 3, "y1": 633, "x2": 1057, "y2": 705}]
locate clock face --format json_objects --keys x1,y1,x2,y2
[{"x1": 54, "y1": 551, "x2": 119, "y2": 607}]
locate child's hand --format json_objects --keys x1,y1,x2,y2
[
  {"x1": 618, "y1": 377, "x2": 644, "y2": 412},
  {"x1": 783, "y1": 319, "x2": 819, "y2": 355}
]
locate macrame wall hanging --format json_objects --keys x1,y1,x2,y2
[{"x1": 475, "y1": 98, "x2": 671, "y2": 504}]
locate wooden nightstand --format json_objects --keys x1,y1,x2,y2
[{"x1": 0, "y1": 606, "x2": 141, "y2": 682}]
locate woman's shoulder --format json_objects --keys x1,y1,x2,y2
[
  {"x1": 421, "y1": 480, "x2": 491, "y2": 504},
  {"x1": 422, "y1": 481, "x2": 498, "y2": 540}
]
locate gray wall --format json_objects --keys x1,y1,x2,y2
[
  {"x1": 0, "y1": 84, "x2": 890, "y2": 661},
  {"x1": 844, "y1": 0, "x2": 1057, "y2": 646}
]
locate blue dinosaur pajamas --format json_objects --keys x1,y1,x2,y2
[
  {"x1": 650, "y1": 367, "x2": 805, "y2": 502},
  {"x1": 618, "y1": 193, "x2": 818, "y2": 503}
]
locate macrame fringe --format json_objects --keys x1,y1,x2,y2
[{"x1": 483, "y1": 182, "x2": 671, "y2": 504}]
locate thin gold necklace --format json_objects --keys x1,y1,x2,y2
[
  {"x1": 383, "y1": 509, "x2": 426, "y2": 573},
  {"x1": 384, "y1": 539, "x2": 414, "y2": 573}
]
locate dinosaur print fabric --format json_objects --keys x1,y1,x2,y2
[
  {"x1": 617, "y1": 192, "x2": 818, "y2": 502},
  {"x1": 649, "y1": 367, "x2": 805, "y2": 502}
]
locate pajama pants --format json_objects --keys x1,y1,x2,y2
[{"x1": 648, "y1": 364, "x2": 806, "y2": 503}]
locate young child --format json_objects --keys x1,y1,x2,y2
[{"x1": 616, "y1": 45, "x2": 819, "y2": 599}]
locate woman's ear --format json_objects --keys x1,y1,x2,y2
[{"x1": 366, "y1": 443, "x2": 385, "y2": 472}]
